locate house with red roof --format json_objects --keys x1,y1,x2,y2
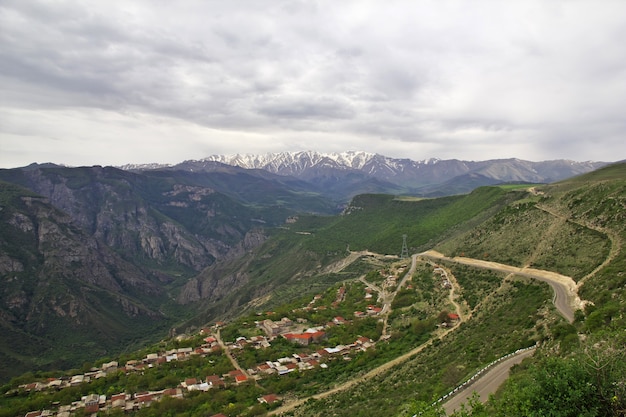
[
  {"x1": 367, "y1": 305, "x2": 383, "y2": 315},
  {"x1": 228, "y1": 369, "x2": 245, "y2": 378},
  {"x1": 163, "y1": 388, "x2": 182, "y2": 397},
  {"x1": 135, "y1": 392, "x2": 153, "y2": 405},
  {"x1": 206, "y1": 374, "x2": 226, "y2": 388},
  {"x1": 183, "y1": 377, "x2": 198, "y2": 387},
  {"x1": 257, "y1": 363, "x2": 275, "y2": 374},
  {"x1": 258, "y1": 394, "x2": 281, "y2": 404},
  {"x1": 284, "y1": 332, "x2": 313, "y2": 346}
]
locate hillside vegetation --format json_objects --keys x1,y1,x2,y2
[
  {"x1": 178, "y1": 186, "x2": 520, "y2": 324},
  {"x1": 1, "y1": 163, "x2": 624, "y2": 417},
  {"x1": 290, "y1": 162, "x2": 626, "y2": 416},
  {"x1": 0, "y1": 164, "x2": 334, "y2": 382}
]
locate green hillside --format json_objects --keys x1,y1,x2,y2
[
  {"x1": 1, "y1": 163, "x2": 624, "y2": 417},
  {"x1": 180, "y1": 186, "x2": 521, "y2": 324},
  {"x1": 291, "y1": 162, "x2": 626, "y2": 416}
]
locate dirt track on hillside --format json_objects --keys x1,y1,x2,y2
[
  {"x1": 270, "y1": 249, "x2": 584, "y2": 415},
  {"x1": 269, "y1": 322, "x2": 463, "y2": 416},
  {"x1": 419, "y1": 250, "x2": 581, "y2": 323},
  {"x1": 270, "y1": 253, "x2": 463, "y2": 416}
]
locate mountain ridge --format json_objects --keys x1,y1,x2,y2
[{"x1": 120, "y1": 151, "x2": 608, "y2": 200}]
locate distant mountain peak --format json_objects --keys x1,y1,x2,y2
[
  {"x1": 202, "y1": 150, "x2": 378, "y2": 173},
  {"x1": 118, "y1": 151, "x2": 607, "y2": 200}
]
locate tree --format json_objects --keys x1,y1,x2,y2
[
  {"x1": 450, "y1": 392, "x2": 489, "y2": 417},
  {"x1": 400, "y1": 399, "x2": 445, "y2": 417},
  {"x1": 490, "y1": 340, "x2": 626, "y2": 417}
]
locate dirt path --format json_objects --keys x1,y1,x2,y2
[
  {"x1": 322, "y1": 250, "x2": 381, "y2": 274},
  {"x1": 270, "y1": 254, "x2": 463, "y2": 416},
  {"x1": 269, "y1": 321, "x2": 463, "y2": 416},
  {"x1": 447, "y1": 274, "x2": 465, "y2": 322},
  {"x1": 359, "y1": 275, "x2": 391, "y2": 336},
  {"x1": 420, "y1": 250, "x2": 581, "y2": 323},
  {"x1": 425, "y1": 258, "x2": 469, "y2": 322},
  {"x1": 215, "y1": 329, "x2": 258, "y2": 386},
  {"x1": 536, "y1": 203, "x2": 623, "y2": 288}
]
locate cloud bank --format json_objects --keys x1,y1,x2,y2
[{"x1": 1, "y1": 0, "x2": 625, "y2": 167}]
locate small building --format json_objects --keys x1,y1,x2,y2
[
  {"x1": 206, "y1": 375, "x2": 226, "y2": 388},
  {"x1": 235, "y1": 374, "x2": 248, "y2": 384},
  {"x1": 183, "y1": 378, "x2": 198, "y2": 388},
  {"x1": 283, "y1": 333, "x2": 312, "y2": 346},
  {"x1": 163, "y1": 388, "x2": 182, "y2": 397},
  {"x1": 257, "y1": 363, "x2": 275, "y2": 375},
  {"x1": 135, "y1": 392, "x2": 153, "y2": 406},
  {"x1": 367, "y1": 305, "x2": 382, "y2": 315},
  {"x1": 258, "y1": 394, "x2": 280, "y2": 404},
  {"x1": 111, "y1": 393, "x2": 127, "y2": 409},
  {"x1": 83, "y1": 394, "x2": 100, "y2": 414},
  {"x1": 101, "y1": 361, "x2": 119, "y2": 372}
]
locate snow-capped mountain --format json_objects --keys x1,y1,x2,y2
[
  {"x1": 202, "y1": 151, "x2": 442, "y2": 179},
  {"x1": 200, "y1": 151, "x2": 605, "y2": 185},
  {"x1": 122, "y1": 151, "x2": 608, "y2": 200},
  {"x1": 204, "y1": 151, "x2": 377, "y2": 173}
]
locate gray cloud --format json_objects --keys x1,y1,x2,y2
[{"x1": 1, "y1": 0, "x2": 625, "y2": 168}]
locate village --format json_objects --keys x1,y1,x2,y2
[
  {"x1": 17, "y1": 270, "x2": 400, "y2": 417},
  {"x1": 17, "y1": 260, "x2": 459, "y2": 417}
]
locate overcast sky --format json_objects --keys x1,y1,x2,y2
[{"x1": 1, "y1": 0, "x2": 625, "y2": 168}]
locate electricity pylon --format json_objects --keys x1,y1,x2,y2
[{"x1": 401, "y1": 234, "x2": 409, "y2": 259}]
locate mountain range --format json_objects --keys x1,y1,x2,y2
[
  {"x1": 124, "y1": 151, "x2": 608, "y2": 200},
  {"x1": 0, "y1": 155, "x2": 624, "y2": 416},
  {"x1": 0, "y1": 152, "x2": 612, "y2": 382}
]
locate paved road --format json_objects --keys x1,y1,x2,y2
[
  {"x1": 515, "y1": 269, "x2": 574, "y2": 322},
  {"x1": 443, "y1": 348, "x2": 536, "y2": 415}
]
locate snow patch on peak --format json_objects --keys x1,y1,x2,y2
[{"x1": 203, "y1": 151, "x2": 376, "y2": 173}]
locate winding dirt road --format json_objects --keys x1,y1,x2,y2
[
  {"x1": 270, "y1": 254, "x2": 464, "y2": 416},
  {"x1": 419, "y1": 251, "x2": 581, "y2": 323},
  {"x1": 270, "y1": 249, "x2": 583, "y2": 415}
]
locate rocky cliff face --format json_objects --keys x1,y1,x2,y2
[
  {"x1": 4, "y1": 166, "x2": 261, "y2": 273},
  {"x1": 0, "y1": 182, "x2": 170, "y2": 380},
  {"x1": 176, "y1": 229, "x2": 268, "y2": 305},
  {"x1": 1, "y1": 192, "x2": 162, "y2": 316},
  {"x1": 0, "y1": 165, "x2": 292, "y2": 380}
]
